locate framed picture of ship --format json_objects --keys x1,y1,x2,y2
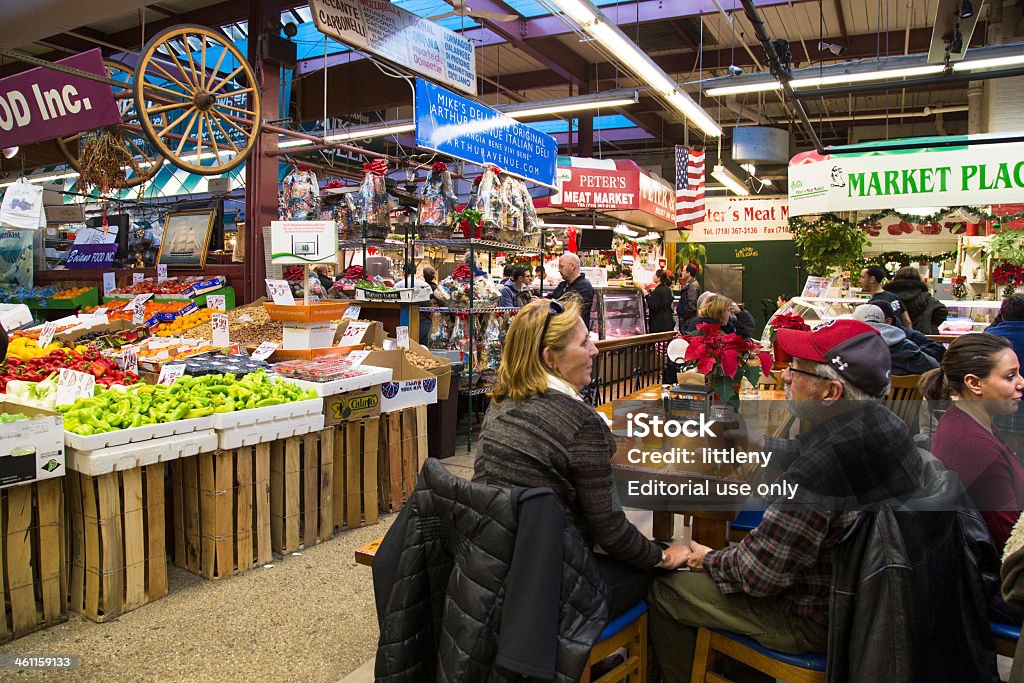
[{"x1": 157, "y1": 210, "x2": 215, "y2": 268}]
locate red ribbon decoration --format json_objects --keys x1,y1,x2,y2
[
  {"x1": 363, "y1": 159, "x2": 388, "y2": 176},
  {"x1": 432, "y1": 161, "x2": 448, "y2": 173},
  {"x1": 567, "y1": 227, "x2": 578, "y2": 253}
]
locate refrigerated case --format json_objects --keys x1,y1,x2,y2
[{"x1": 589, "y1": 287, "x2": 648, "y2": 340}]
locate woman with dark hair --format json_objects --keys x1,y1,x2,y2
[
  {"x1": 646, "y1": 269, "x2": 675, "y2": 333},
  {"x1": 883, "y1": 266, "x2": 947, "y2": 334},
  {"x1": 923, "y1": 333, "x2": 1024, "y2": 555}
]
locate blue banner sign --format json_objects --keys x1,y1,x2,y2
[{"x1": 414, "y1": 79, "x2": 558, "y2": 188}]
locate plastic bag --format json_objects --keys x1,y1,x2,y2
[
  {"x1": 418, "y1": 162, "x2": 457, "y2": 236},
  {"x1": 472, "y1": 167, "x2": 504, "y2": 240},
  {"x1": 478, "y1": 314, "x2": 502, "y2": 381},
  {"x1": 280, "y1": 167, "x2": 320, "y2": 220},
  {"x1": 428, "y1": 312, "x2": 452, "y2": 349},
  {"x1": 500, "y1": 176, "x2": 523, "y2": 244},
  {"x1": 352, "y1": 160, "x2": 390, "y2": 238}
]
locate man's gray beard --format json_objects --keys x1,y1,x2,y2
[{"x1": 785, "y1": 387, "x2": 829, "y2": 423}]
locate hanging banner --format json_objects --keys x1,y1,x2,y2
[
  {"x1": 65, "y1": 243, "x2": 117, "y2": 269},
  {"x1": 789, "y1": 139, "x2": 1024, "y2": 217},
  {"x1": 690, "y1": 196, "x2": 793, "y2": 242},
  {"x1": 0, "y1": 49, "x2": 122, "y2": 150},
  {"x1": 414, "y1": 79, "x2": 558, "y2": 188},
  {"x1": 308, "y1": 0, "x2": 477, "y2": 95}
]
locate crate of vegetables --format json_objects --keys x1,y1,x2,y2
[{"x1": 0, "y1": 349, "x2": 140, "y2": 392}]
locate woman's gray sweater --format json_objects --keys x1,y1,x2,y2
[{"x1": 472, "y1": 390, "x2": 662, "y2": 568}]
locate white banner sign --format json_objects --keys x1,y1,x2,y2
[
  {"x1": 789, "y1": 141, "x2": 1024, "y2": 216},
  {"x1": 690, "y1": 196, "x2": 792, "y2": 242},
  {"x1": 269, "y1": 221, "x2": 338, "y2": 265},
  {"x1": 308, "y1": 0, "x2": 477, "y2": 95}
]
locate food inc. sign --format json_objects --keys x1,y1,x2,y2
[{"x1": 0, "y1": 49, "x2": 122, "y2": 149}]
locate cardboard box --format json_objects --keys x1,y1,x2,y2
[
  {"x1": 362, "y1": 348, "x2": 438, "y2": 412},
  {"x1": 323, "y1": 386, "x2": 382, "y2": 425},
  {"x1": 58, "y1": 319, "x2": 150, "y2": 346},
  {"x1": 408, "y1": 340, "x2": 452, "y2": 401},
  {"x1": 333, "y1": 320, "x2": 386, "y2": 347},
  {"x1": 282, "y1": 322, "x2": 337, "y2": 350},
  {"x1": 0, "y1": 401, "x2": 64, "y2": 489}
]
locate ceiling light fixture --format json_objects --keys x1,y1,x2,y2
[
  {"x1": 949, "y1": 30, "x2": 964, "y2": 54},
  {"x1": 740, "y1": 163, "x2": 756, "y2": 176},
  {"x1": 1, "y1": 147, "x2": 17, "y2": 159},
  {"x1": 711, "y1": 164, "x2": 750, "y2": 196},
  {"x1": 818, "y1": 40, "x2": 844, "y2": 55},
  {"x1": 959, "y1": 0, "x2": 974, "y2": 19},
  {"x1": 542, "y1": 0, "x2": 721, "y2": 136},
  {"x1": 0, "y1": 171, "x2": 79, "y2": 189}
]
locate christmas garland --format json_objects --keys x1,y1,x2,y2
[
  {"x1": 789, "y1": 205, "x2": 1024, "y2": 234},
  {"x1": 853, "y1": 250, "x2": 957, "y2": 270}
]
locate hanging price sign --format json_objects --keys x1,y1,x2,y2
[
  {"x1": 211, "y1": 313, "x2": 230, "y2": 347},
  {"x1": 251, "y1": 342, "x2": 279, "y2": 361},
  {"x1": 156, "y1": 264, "x2": 168, "y2": 281},
  {"x1": 265, "y1": 279, "x2": 295, "y2": 305},
  {"x1": 37, "y1": 322, "x2": 57, "y2": 349},
  {"x1": 132, "y1": 272, "x2": 144, "y2": 285},
  {"x1": 206, "y1": 294, "x2": 226, "y2": 311},
  {"x1": 122, "y1": 350, "x2": 138, "y2": 374},
  {"x1": 56, "y1": 368, "x2": 95, "y2": 407},
  {"x1": 158, "y1": 363, "x2": 186, "y2": 386},
  {"x1": 342, "y1": 304, "x2": 361, "y2": 320}
]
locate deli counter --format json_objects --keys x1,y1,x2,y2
[{"x1": 588, "y1": 287, "x2": 648, "y2": 340}]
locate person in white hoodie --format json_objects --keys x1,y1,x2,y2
[{"x1": 852, "y1": 303, "x2": 938, "y2": 376}]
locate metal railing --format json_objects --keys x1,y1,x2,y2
[{"x1": 586, "y1": 332, "x2": 675, "y2": 406}]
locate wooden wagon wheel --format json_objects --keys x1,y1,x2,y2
[
  {"x1": 133, "y1": 24, "x2": 261, "y2": 176},
  {"x1": 54, "y1": 59, "x2": 165, "y2": 188}
]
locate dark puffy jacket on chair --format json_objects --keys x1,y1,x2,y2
[
  {"x1": 373, "y1": 459, "x2": 611, "y2": 682},
  {"x1": 828, "y1": 455, "x2": 1000, "y2": 683}
]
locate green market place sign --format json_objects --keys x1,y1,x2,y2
[{"x1": 788, "y1": 137, "x2": 1024, "y2": 217}]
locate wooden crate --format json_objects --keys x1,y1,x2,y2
[
  {"x1": 270, "y1": 428, "x2": 334, "y2": 554},
  {"x1": 66, "y1": 465, "x2": 167, "y2": 623},
  {"x1": 171, "y1": 445, "x2": 272, "y2": 580},
  {"x1": 332, "y1": 417, "x2": 380, "y2": 533},
  {"x1": 0, "y1": 479, "x2": 66, "y2": 642},
  {"x1": 377, "y1": 406, "x2": 429, "y2": 513}
]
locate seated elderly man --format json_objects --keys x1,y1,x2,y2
[{"x1": 648, "y1": 319, "x2": 928, "y2": 681}]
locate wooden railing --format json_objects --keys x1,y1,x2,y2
[{"x1": 585, "y1": 332, "x2": 675, "y2": 406}]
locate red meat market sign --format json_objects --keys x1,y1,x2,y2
[{"x1": 553, "y1": 168, "x2": 638, "y2": 210}]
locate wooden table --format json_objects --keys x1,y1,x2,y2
[{"x1": 598, "y1": 386, "x2": 790, "y2": 549}]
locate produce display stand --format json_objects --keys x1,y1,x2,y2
[
  {"x1": 270, "y1": 427, "x2": 335, "y2": 554},
  {"x1": 65, "y1": 464, "x2": 167, "y2": 622},
  {"x1": 170, "y1": 444, "x2": 273, "y2": 580},
  {"x1": 18, "y1": 288, "x2": 100, "y2": 311},
  {"x1": 0, "y1": 478, "x2": 66, "y2": 642},
  {"x1": 377, "y1": 406, "x2": 429, "y2": 514},
  {"x1": 104, "y1": 285, "x2": 236, "y2": 311}
]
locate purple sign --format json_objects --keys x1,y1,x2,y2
[
  {"x1": 66, "y1": 243, "x2": 117, "y2": 270},
  {"x1": 0, "y1": 49, "x2": 122, "y2": 150}
]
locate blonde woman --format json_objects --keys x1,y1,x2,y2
[
  {"x1": 474, "y1": 296, "x2": 690, "y2": 616},
  {"x1": 682, "y1": 292, "x2": 736, "y2": 335}
]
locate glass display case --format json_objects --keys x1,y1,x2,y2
[
  {"x1": 937, "y1": 299, "x2": 1000, "y2": 335},
  {"x1": 760, "y1": 296, "x2": 863, "y2": 346},
  {"x1": 589, "y1": 287, "x2": 647, "y2": 340}
]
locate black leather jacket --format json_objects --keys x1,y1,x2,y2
[
  {"x1": 373, "y1": 459, "x2": 611, "y2": 682},
  {"x1": 827, "y1": 456, "x2": 1000, "y2": 683}
]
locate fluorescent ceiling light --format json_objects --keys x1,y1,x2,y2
[
  {"x1": 711, "y1": 165, "x2": 749, "y2": 196},
  {"x1": 544, "y1": 0, "x2": 720, "y2": 137},
  {"x1": 953, "y1": 54, "x2": 1024, "y2": 71},
  {"x1": 0, "y1": 171, "x2": 78, "y2": 189},
  {"x1": 706, "y1": 81, "x2": 781, "y2": 97},
  {"x1": 792, "y1": 64, "x2": 944, "y2": 88}
]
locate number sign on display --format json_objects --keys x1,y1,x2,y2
[
  {"x1": 37, "y1": 322, "x2": 56, "y2": 349},
  {"x1": 396, "y1": 326, "x2": 409, "y2": 349},
  {"x1": 414, "y1": 79, "x2": 558, "y2": 188},
  {"x1": 157, "y1": 264, "x2": 168, "y2": 281},
  {"x1": 339, "y1": 321, "x2": 370, "y2": 346},
  {"x1": 266, "y1": 279, "x2": 295, "y2": 305},
  {"x1": 308, "y1": 0, "x2": 477, "y2": 95},
  {"x1": 206, "y1": 295, "x2": 226, "y2": 311},
  {"x1": 346, "y1": 350, "x2": 371, "y2": 367},
  {"x1": 211, "y1": 313, "x2": 229, "y2": 347},
  {"x1": 122, "y1": 350, "x2": 138, "y2": 375},
  {"x1": 102, "y1": 271, "x2": 116, "y2": 296},
  {"x1": 132, "y1": 272, "x2": 144, "y2": 285},
  {"x1": 269, "y1": 221, "x2": 338, "y2": 265},
  {"x1": 158, "y1": 363, "x2": 186, "y2": 386},
  {"x1": 342, "y1": 304, "x2": 361, "y2": 320},
  {"x1": 251, "y1": 342, "x2": 279, "y2": 362},
  {"x1": 56, "y1": 369, "x2": 95, "y2": 407}
]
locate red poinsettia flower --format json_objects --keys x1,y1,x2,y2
[{"x1": 758, "y1": 351, "x2": 774, "y2": 377}]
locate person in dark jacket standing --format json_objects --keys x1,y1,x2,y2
[
  {"x1": 867, "y1": 297, "x2": 945, "y2": 363},
  {"x1": 853, "y1": 303, "x2": 939, "y2": 375},
  {"x1": 549, "y1": 252, "x2": 595, "y2": 330},
  {"x1": 646, "y1": 269, "x2": 675, "y2": 333},
  {"x1": 474, "y1": 297, "x2": 690, "y2": 617},
  {"x1": 649, "y1": 320, "x2": 928, "y2": 681},
  {"x1": 883, "y1": 266, "x2": 948, "y2": 335},
  {"x1": 860, "y1": 265, "x2": 914, "y2": 328},
  {"x1": 498, "y1": 266, "x2": 532, "y2": 308},
  {"x1": 675, "y1": 264, "x2": 701, "y2": 333}
]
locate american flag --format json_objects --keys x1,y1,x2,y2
[{"x1": 675, "y1": 146, "x2": 705, "y2": 227}]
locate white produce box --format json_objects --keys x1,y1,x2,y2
[
  {"x1": 216, "y1": 413, "x2": 325, "y2": 450},
  {"x1": 275, "y1": 365, "x2": 392, "y2": 397},
  {"x1": 66, "y1": 430, "x2": 219, "y2": 475},
  {"x1": 64, "y1": 415, "x2": 216, "y2": 451}
]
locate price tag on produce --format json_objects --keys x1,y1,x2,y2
[
  {"x1": 338, "y1": 320, "x2": 370, "y2": 346},
  {"x1": 158, "y1": 363, "x2": 186, "y2": 386},
  {"x1": 102, "y1": 271, "x2": 116, "y2": 296},
  {"x1": 132, "y1": 272, "x2": 144, "y2": 285},
  {"x1": 37, "y1": 322, "x2": 57, "y2": 349},
  {"x1": 156, "y1": 264, "x2": 167, "y2": 281},
  {"x1": 206, "y1": 294, "x2": 226, "y2": 311},
  {"x1": 92, "y1": 307, "x2": 107, "y2": 317},
  {"x1": 265, "y1": 279, "x2": 295, "y2": 305},
  {"x1": 56, "y1": 368, "x2": 95, "y2": 407},
  {"x1": 127, "y1": 293, "x2": 152, "y2": 311},
  {"x1": 122, "y1": 350, "x2": 138, "y2": 374},
  {"x1": 342, "y1": 304, "x2": 361, "y2": 320},
  {"x1": 251, "y1": 342, "x2": 278, "y2": 361},
  {"x1": 211, "y1": 313, "x2": 230, "y2": 347},
  {"x1": 133, "y1": 305, "x2": 145, "y2": 325},
  {"x1": 345, "y1": 350, "x2": 371, "y2": 367},
  {"x1": 396, "y1": 326, "x2": 409, "y2": 349}
]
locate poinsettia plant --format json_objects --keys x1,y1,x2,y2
[
  {"x1": 766, "y1": 312, "x2": 811, "y2": 342},
  {"x1": 991, "y1": 262, "x2": 1024, "y2": 298},
  {"x1": 683, "y1": 323, "x2": 773, "y2": 410}
]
